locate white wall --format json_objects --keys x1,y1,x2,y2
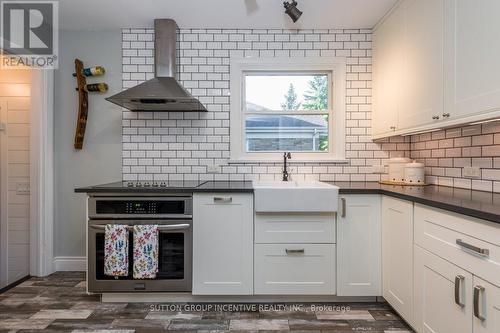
[{"x1": 54, "y1": 30, "x2": 122, "y2": 259}]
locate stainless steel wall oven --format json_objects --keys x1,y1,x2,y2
[{"x1": 87, "y1": 195, "x2": 192, "y2": 293}]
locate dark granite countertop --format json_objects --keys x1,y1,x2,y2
[
  {"x1": 194, "y1": 181, "x2": 254, "y2": 193},
  {"x1": 76, "y1": 181, "x2": 500, "y2": 224},
  {"x1": 329, "y1": 182, "x2": 500, "y2": 224}
]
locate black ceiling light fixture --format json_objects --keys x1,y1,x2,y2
[{"x1": 283, "y1": 1, "x2": 302, "y2": 23}]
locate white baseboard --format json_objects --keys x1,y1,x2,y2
[
  {"x1": 103, "y1": 293, "x2": 378, "y2": 303},
  {"x1": 53, "y1": 256, "x2": 86, "y2": 271}
]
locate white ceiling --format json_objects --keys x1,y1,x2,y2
[{"x1": 59, "y1": 0, "x2": 398, "y2": 31}]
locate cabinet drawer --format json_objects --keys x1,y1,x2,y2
[
  {"x1": 193, "y1": 193, "x2": 252, "y2": 206},
  {"x1": 254, "y1": 244, "x2": 336, "y2": 295},
  {"x1": 415, "y1": 204, "x2": 500, "y2": 287},
  {"x1": 255, "y1": 213, "x2": 335, "y2": 244}
]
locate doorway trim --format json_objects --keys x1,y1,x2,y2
[
  {"x1": 30, "y1": 70, "x2": 55, "y2": 277},
  {"x1": 0, "y1": 99, "x2": 7, "y2": 287}
]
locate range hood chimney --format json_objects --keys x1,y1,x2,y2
[{"x1": 106, "y1": 19, "x2": 207, "y2": 112}]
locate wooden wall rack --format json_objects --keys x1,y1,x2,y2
[{"x1": 73, "y1": 58, "x2": 89, "y2": 150}]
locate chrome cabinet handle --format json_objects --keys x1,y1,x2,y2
[
  {"x1": 340, "y1": 198, "x2": 346, "y2": 218},
  {"x1": 390, "y1": 126, "x2": 396, "y2": 130},
  {"x1": 285, "y1": 248, "x2": 305, "y2": 255},
  {"x1": 432, "y1": 115, "x2": 440, "y2": 120},
  {"x1": 443, "y1": 113, "x2": 450, "y2": 118},
  {"x1": 213, "y1": 197, "x2": 232, "y2": 203},
  {"x1": 90, "y1": 224, "x2": 190, "y2": 231},
  {"x1": 456, "y1": 239, "x2": 490, "y2": 257},
  {"x1": 454, "y1": 275, "x2": 465, "y2": 307},
  {"x1": 474, "y1": 285, "x2": 486, "y2": 321}
]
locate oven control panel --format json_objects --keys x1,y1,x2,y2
[
  {"x1": 92, "y1": 198, "x2": 192, "y2": 217},
  {"x1": 125, "y1": 201, "x2": 157, "y2": 214}
]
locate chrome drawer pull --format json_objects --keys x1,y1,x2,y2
[
  {"x1": 214, "y1": 197, "x2": 232, "y2": 203},
  {"x1": 285, "y1": 248, "x2": 305, "y2": 255},
  {"x1": 474, "y1": 285, "x2": 486, "y2": 321},
  {"x1": 454, "y1": 275, "x2": 465, "y2": 307},
  {"x1": 456, "y1": 239, "x2": 489, "y2": 257},
  {"x1": 340, "y1": 198, "x2": 346, "y2": 218}
]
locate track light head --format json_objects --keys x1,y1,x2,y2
[{"x1": 284, "y1": 1, "x2": 302, "y2": 23}]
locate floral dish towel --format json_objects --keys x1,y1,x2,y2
[
  {"x1": 104, "y1": 224, "x2": 129, "y2": 276},
  {"x1": 133, "y1": 224, "x2": 159, "y2": 279}
]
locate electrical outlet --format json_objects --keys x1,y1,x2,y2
[
  {"x1": 207, "y1": 164, "x2": 221, "y2": 173},
  {"x1": 16, "y1": 182, "x2": 30, "y2": 195},
  {"x1": 372, "y1": 165, "x2": 386, "y2": 174},
  {"x1": 463, "y1": 166, "x2": 481, "y2": 178}
]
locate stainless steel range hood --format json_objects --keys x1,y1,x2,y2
[{"x1": 106, "y1": 19, "x2": 207, "y2": 112}]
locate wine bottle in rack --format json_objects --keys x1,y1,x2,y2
[
  {"x1": 76, "y1": 83, "x2": 109, "y2": 93},
  {"x1": 72, "y1": 66, "x2": 105, "y2": 77}
]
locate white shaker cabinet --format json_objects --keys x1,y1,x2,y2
[
  {"x1": 336, "y1": 195, "x2": 381, "y2": 296},
  {"x1": 414, "y1": 204, "x2": 500, "y2": 333},
  {"x1": 473, "y1": 277, "x2": 500, "y2": 333},
  {"x1": 444, "y1": 0, "x2": 500, "y2": 121},
  {"x1": 398, "y1": 0, "x2": 445, "y2": 130},
  {"x1": 254, "y1": 212, "x2": 336, "y2": 295},
  {"x1": 414, "y1": 245, "x2": 473, "y2": 333},
  {"x1": 372, "y1": 2, "x2": 404, "y2": 137},
  {"x1": 381, "y1": 196, "x2": 414, "y2": 326},
  {"x1": 254, "y1": 243, "x2": 336, "y2": 295},
  {"x1": 192, "y1": 193, "x2": 253, "y2": 295},
  {"x1": 373, "y1": 0, "x2": 500, "y2": 138}
]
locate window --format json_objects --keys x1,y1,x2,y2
[{"x1": 230, "y1": 58, "x2": 346, "y2": 162}]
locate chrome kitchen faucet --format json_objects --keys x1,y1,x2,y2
[{"x1": 282, "y1": 152, "x2": 292, "y2": 181}]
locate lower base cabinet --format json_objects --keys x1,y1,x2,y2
[
  {"x1": 473, "y1": 276, "x2": 500, "y2": 333},
  {"x1": 381, "y1": 196, "x2": 414, "y2": 325},
  {"x1": 337, "y1": 195, "x2": 381, "y2": 296},
  {"x1": 414, "y1": 204, "x2": 500, "y2": 333},
  {"x1": 414, "y1": 246, "x2": 500, "y2": 333},
  {"x1": 414, "y1": 245, "x2": 473, "y2": 333},
  {"x1": 192, "y1": 193, "x2": 253, "y2": 295},
  {"x1": 254, "y1": 244, "x2": 336, "y2": 295}
]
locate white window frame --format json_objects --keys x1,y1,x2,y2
[{"x1": 230, "y1": 57, "x2": 346, "y2": 163}]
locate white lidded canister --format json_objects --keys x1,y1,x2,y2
[
  {"x1": 388, "y1": 157, "x2": 412, "y2": 183},
  {"x1": 404, "y1": 161, "x2": 425, "y2": 184}
]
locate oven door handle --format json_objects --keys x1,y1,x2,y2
[{"x1": 89, "y1": 224, "x2": 191, "y2": 231}]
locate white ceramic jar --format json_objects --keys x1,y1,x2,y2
[
  {"x1": 404, "y1": 161, "x2": 425, "y2": 184},
  {"x1": 388, "y1": 157, "x2": 412, "y2": 182}
]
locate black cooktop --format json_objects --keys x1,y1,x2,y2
[
  {"x1": 76, "y1": 180, "x2": 206, "y2": 192},
  {"x1": 122, "y1": 180, "x2": 205, "y2": 188}
]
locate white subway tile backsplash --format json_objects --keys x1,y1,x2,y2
[
  {"x1": 411, "y1": 122, "x2": 500, "y2": 193},
  {"x1": 120, "y1": 27, "x2": 424, "y2": 186}
]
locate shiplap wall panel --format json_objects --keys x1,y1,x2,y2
[{"x1": 0, "y1": 67, "x2": 31, "y2": 284}]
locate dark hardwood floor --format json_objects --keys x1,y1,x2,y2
[{"x1": 0, "y1": 272, "x2": 414, "y2": 332}]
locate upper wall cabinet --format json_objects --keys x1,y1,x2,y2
[
  {"x1": 444, "y1": 0, "x2": 500, "y2": 121},
  {"x1": 373, "y1": 0, "x2": 500, "y2": 139},
  {"x1": 372, "y1": 2, "x2": 404, "y2": 137},
  {"x1": 398, "y1": 0, "x2": 445, "y2": 130}
]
